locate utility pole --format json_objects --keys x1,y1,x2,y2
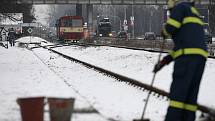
[
  {"x1": 124, "y1": 5, "x2": 127, "y2": 22},
  {"x1": 149, "y1": 10, "x2": 153, "y2": 32},
  {"x1": 123, "y1": 5, "x2": 128, "y2": 32},
  {"x1": 131, "y1": 5, "x2": 135, "y2": 39}
]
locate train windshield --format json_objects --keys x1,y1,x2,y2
[
  {"x1": 99, "y1": 23, "x2": 111, "y2": 28},
  {"x1": 61, "y1": 19, "x2": 82, "y2": 27},
  {"x1": 72, "y1": 19, "x2": 82, "y2": 27}
]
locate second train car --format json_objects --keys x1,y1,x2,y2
[{"x1": 97, "y1": 18, "x2": 112, "y2": 37}]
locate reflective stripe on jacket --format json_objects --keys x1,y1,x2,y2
[
  {"x1": 169, "y1": 48, "x2": 208, "y2": 59},
  {"x1": 163, "y1": 2, "x2": 208, "y2": 59}
]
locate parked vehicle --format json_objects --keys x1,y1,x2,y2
[
  {"x1": 136, "y1": 35, "x2": 145, "y2": 40},
  {"x1": 117, "y1": 31, "x2": 127, "y2": 39},
  {"x1": 144, "y1": 32, "x2": 156, "y2": 40}
]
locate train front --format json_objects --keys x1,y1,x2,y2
[{"x1": 57, "y1": 16, "x2": 84, "y2": 42}]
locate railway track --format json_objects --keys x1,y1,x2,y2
[
  {"x1": 32, "y1": 41, "x2": 215, "y2": 59},
  {"x1": 77, "y1": 42, "x2": 215, "y2": 59},
  {"x1": 30, "y1": 43, "x2": 215, "y2": 119}
]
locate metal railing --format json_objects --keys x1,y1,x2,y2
[{"x1": 3, "y1": 0, "x2": 214, "y2": 5}]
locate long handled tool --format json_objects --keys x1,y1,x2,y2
[{"x1": 133, "y1": 39, "x2": 166, "y2": 121}]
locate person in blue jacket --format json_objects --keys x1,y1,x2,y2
[{"x1": 153, "y1": 0, "x2": 208, "y2": 121}]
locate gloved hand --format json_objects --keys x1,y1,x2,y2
[
  {"x1": 153, "y1": 59, "x2": 167, "y2": 73},
  {"x1": 153, "y1": 55, "x2": 173, "y2": 73}
]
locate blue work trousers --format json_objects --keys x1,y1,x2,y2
[{"x1": 165, "y1": 55, "x2": 206, "y2": 121}]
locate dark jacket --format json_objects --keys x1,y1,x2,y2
[
  {"x1": 8, "y1": 31, "x2": 16, "y2": 40},
  {"x1": 163, "y1": 2, "x2": 208, "y2": 60}
]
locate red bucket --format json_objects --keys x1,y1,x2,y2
[
  {"x1": 48, "y1": 97, "x2": 75, "y2": 121},
  {"x1": 17, "y1": 97, "x2": 45, "y2": 121}
]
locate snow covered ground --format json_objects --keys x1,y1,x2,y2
[
  {"x1": 54, "y1": 44, "x2": 215, "y2": 106},
  {"x1": 0, "y1": 37, "x2": 215, "y2": 121}
]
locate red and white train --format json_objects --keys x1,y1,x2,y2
[{"x1": 56, "y1": 16, "x2": 84, "y2": 42}]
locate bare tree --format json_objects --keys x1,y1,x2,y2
[{"x1": 0, "y1": 3, "x2": 35, "y2": 23}]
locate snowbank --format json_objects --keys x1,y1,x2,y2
[{"x1": 16, "y1": 36, "x2": 47, "y2": 44}]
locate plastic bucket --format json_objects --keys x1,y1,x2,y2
[
  {"x1": 17, "y1": 97, "x2": 45, "y2": 121},
  {"x1": 48, "y1": 97, "x2": 75, "y2": 121}
]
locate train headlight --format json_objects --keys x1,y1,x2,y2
[
  {"x1": 99, "y1": 34, "x2": 102, "y2": 37},
  {"x1": 109, "y1": 33, "x2": 113, "y2": 37}
]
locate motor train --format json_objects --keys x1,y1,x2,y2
[{"x1": 56, "y1": 16, "x2": 84, "y2": 42}]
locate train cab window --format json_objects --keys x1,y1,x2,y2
[
  {"x1": 60, "y1": 19, "x2": 71, "y2": 27},
  {"x1": 100, "y1": 18, "x2": 110, "y2": 23},
  {"x1": 61, "y1": 19, "x2": 68, "y2": 27},
  {"x1": 60, "y1": 19, "x2": 82, "y2": 27},
  {"x1": 72, "y1": 19, "x2": 82, "y2": 27},
  {"x1": 68, "y1": 20, "x2": 73, "y2": 27}
]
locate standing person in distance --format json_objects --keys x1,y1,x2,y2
[
  {"x1": 8, "y1": 28, "x2": 16, "y2": 47},
  {"x1": 153, "y1": 0, "x2": 208, "y2": 121}
]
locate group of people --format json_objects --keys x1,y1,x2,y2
[{"x1": 0, "y1": 27, "x2": 17, "y2": 47}]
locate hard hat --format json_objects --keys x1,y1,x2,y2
[{"x1": 167, "y1": 0, "x2": 196, "y2": 9}]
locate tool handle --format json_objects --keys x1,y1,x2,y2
[{"x1": 140, "y1": 39, "x2": 166, "y2": 119}]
